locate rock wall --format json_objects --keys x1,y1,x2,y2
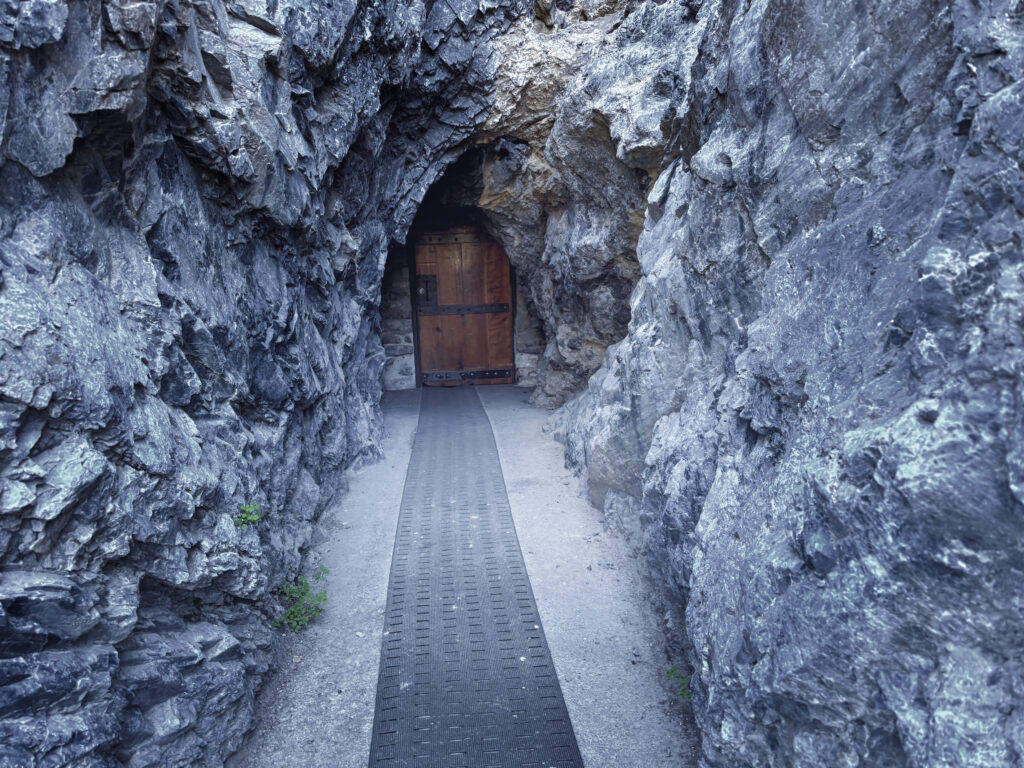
[
  {"x1": 0, "y1": 0, "x2": 524, "y2": 764},
  {"x1": 435, "y1": 2, "x2": 659, "y2": 404},
  {"x1": 380, "y1": 254, "x2": 416, "y2": 391},
  {"x1": 3, "y1": 0, "x2": 1023, "y2": 766},
  {"x1": 557, "y1": 1, "x2": 1024, "y2": 767},
  {"x1": 513, "y1": 273, "x2": 546, "y2": 388}
]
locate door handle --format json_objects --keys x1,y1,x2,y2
[{"x1": 416, "y1": 275, "x2": 437, "y2": 308}]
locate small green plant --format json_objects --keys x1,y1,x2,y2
[
  {"x1": 667, "y1": 666, "x2": 692, "y2": 700},
  {"x1": 233, "y1": 501, "x2": 262, "y2": 529},
  {"x1": 274, "y1": 565, "x2": 330, "y2": 632}
]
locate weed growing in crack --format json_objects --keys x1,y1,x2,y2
[
  {"x1": 274, "y1": 565, "x2": 330, "y2": 632},
  {"x1": 667, "y1": 665, "x2": 692, "y2": 700},
  {"x1": 234, "y1": 501, "x2": 262, "y2": 529}
]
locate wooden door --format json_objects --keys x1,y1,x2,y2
[{"x1": 414, "y1": 227, "x2": 515, "y2": 386}]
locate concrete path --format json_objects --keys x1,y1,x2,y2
[{"x1": 230, "y1": 386, "x2": 698, "y2": 767}]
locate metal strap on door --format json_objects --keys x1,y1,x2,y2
[
  {"x1": 416, "y1": 274, "x2": 509, "y2": 316},
  {"x1": 421, "y1": 369, "x2": 513, "y2": 383},
  {"x1": 418, "y1": 302, "x2": 509, "y2": 316}
]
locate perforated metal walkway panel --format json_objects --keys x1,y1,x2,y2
[{"x1": 368, "y1": 386, "x2": 585, "y2": 768}]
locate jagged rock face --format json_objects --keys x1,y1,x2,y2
[
  {"x1": 561, "y1": 1, "x2": 1024, "y2": 767},
  {"x1": 0, "y1": 0, "x2": 523, "y2": 764},
  {"x1": 3, "y1": 0, "x2": 1023, "y2": 767},
  {"x1": 434, "y1": 3, "x2": 670, "y2": 404}
]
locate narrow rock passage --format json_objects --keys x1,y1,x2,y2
[
  {"x1": 230, "y1": 387, "x2": 696, "y2": 768},
  {"x1": 369, "y1": 386, "x2": 583, "y2": 767}
]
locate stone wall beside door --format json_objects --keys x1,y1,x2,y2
[
  {"x1": 381, "y1": 260, "x2": 417, "y2": 391},
  {"x1": 513, "y1": 274, "x2": 544, "y2": 388}
]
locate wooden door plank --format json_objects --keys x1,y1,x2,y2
[
  {"x1": 458, "y1": 241, "x2": 488, "y2": 372},
  {"x1": 416, "y1": 240, "x2": 464, "y2": 383},
  {"x1": 460, "y1": 241, "x2": 486, "y2": 305},
  {"x1": 460, "y1": 314, "x2": 491, "y2": 371},
  {"x1": 483, "y1": 242, "x2": 513, "y2": 376},
  {"x1": 435, "y1": 316, "x2": 466, "y2": 370},
  {"x1": 485, "y1": 311, "x2": 514, "y2": 368},
  {"x1": 436, "y1": 242, "x2": 464, "y2": 380},
  {"x1": 483, "y1": 243, "x2": 511, "y2": 305},
  {"x1": 435, "y1": 245, "x2": 462, "y2": 306},
  {"x1": 414, "y1": 243, "x2": 441, "y2": 378}
]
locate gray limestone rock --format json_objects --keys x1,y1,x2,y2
[
  {"x1": 2, "y1": 0, "x2": 1023, "y2": 766},
  {"x1": 560, "y1": 1, "x2": 1024, "y2": 766},
  {"x1": 0, "y1": 0, "x2": 525, "y2": 764}
]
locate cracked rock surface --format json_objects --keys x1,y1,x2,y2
[
  {"x1": 2, "y1": 0, "x2": 1024, "y2": 766},
  {"x1": 558, "y1": 1, "x2": 1024, "y2": 767},
  {"x1": 0, "y1": 0, "x2": 523, "y2": 764}
]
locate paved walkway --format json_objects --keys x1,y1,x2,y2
[
  {"x1": 229, "y1": 386, "x2": 698, "y2": 768},
  {"x1": 369, "y1": 386, "x2": 583, "y2": 767}
]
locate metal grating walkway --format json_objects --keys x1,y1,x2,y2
[{"x1": 368, "y1": 386, "x2": 585, "y2": 768}]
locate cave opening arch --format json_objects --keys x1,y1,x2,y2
[{"x1": 380, "y1": 164, "x2": 546, "y2": 394}]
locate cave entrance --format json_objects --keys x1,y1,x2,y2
[
  {"x1": 380, "y1": 164, "x2": 546, "y2": 393},
  {"x1": 413, "y1": 226, "x2": 515, "y2": 386}
]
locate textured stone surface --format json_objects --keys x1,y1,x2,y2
[
  {"x1": 559, "y1": 1, "x2": 1024, "y2": 767},
  {"x1": 432, "y1": 3, "x2": 659, "y2": 404},
  {"x1": 513, "y1": 274, "x2": 545, "y2": 387},
  {"x1": 380, "y1": 257, "x2": 416, "y2": 391},
  {"x1": 3, "y1": 0, "x2": 1023, "y2": 765},
  {"x1": 0, "y1": 0, "x2": 523, "y2": 764}
]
